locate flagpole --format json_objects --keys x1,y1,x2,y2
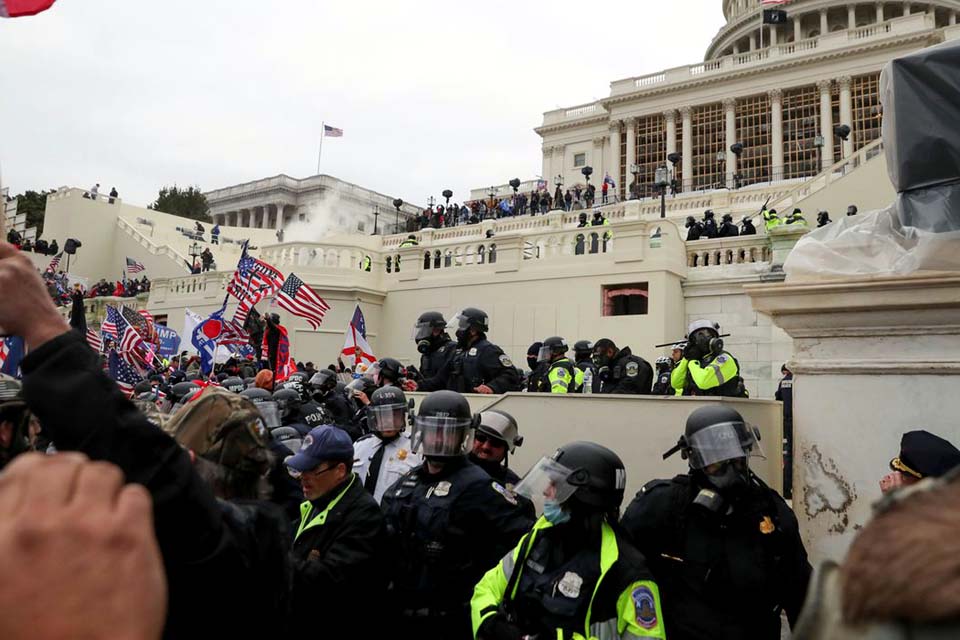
[{"x1": 316, "y1": 121, "x2": 324, "y2": 176}]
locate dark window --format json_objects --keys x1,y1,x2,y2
[{"x1": 602, "y1": 283, "x2": 649, "y2": 316}]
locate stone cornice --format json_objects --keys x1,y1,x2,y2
[
  {"x1": 534, "y1": 114, "x2": 609, "y2": 136},
  {"x1": 600, "y1": 30, "x2": 939, "y2": 112}
]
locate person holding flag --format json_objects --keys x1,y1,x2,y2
[
  {"x1": 262, "y1": 313, "x2": 295, "y2": 382},
  {"x1": 341, "y1": 305, "x2": 376, "y2": 370}
]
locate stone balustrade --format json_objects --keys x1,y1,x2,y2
[{"x1": 686, "y1": 234, "x2": 773, "y2": 268}]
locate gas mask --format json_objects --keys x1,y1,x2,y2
[
  {"x1": 591, "y1": 351, "x2": 611, "y2": 368},
  {"x1": 526, "y1": 356, "x2": 538, "y2": 370},
  {"x1": 456, "y1": 329, "x2": 472, "y2": 348},
  {"x1": 417, "y1": 339, "x2": 433, "y2": 355}
]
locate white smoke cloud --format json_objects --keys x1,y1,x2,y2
[{"x1": 282, "y1": 189, "x2": 345, "y2": 243}]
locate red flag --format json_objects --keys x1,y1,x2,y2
[{"x1": 0, "y1": 0, "x2": 57, "y2": 17}]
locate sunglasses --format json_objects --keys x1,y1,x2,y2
[
  {"x1": 474, "y1": 432, "x2": 506, "y2": 448},
  {"x1": 287, "y1": 463, "x2": 340, "y2": 480}
]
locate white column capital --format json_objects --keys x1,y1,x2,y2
[
  {"x1": 679, "y1": 105, "x2": 693, "y2": 119},
  {"x1": 543, "y1": 146, "x2": 554, "y2": 158},
  {"x1": 817, "y1": 79, "x2": 833, "y2": 93},
  {"x1": 723, "y1": 97, "x2": 737, "y2": 111},
  {"x1": 662, "y1": 109, "x2": 677, "y2": 123},
  {"x1": 592, "y1": 136, "x2": 606, "y2": 147},
  {"x1": 609, "y1": 120, "x2": 622, "y2": 133},
  {"x1": 768, "y1": 88, "x2": 783, "y2": 102},
  {"x1": 836, "y1": 75, "x2": 852, "y2": 90}
]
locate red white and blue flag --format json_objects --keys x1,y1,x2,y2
[
  {"x1": 276, "y1": 273, "x2": 330, "y2": 330},
  {"x1": 101, "y1": 305, "x2": 123, "y2": 340},
  {"x1": 228, "y1": 243, "x2": 284, "y2": 326},
  {"x1": 126, "y1": 257, "x2": 146, "y2": 274},
  {"x1": 0, "y1": 0, "x2": 56, "y2": 18},
  {"x1": 86, "y1": 329, "x2": 103, "y2": 352},
  {"x1": 0, "y1": 336, "x2": 25, "y2": 376},
  {"x1": 341, "y1": 305, "x2": 376, "y2": 368},
  {"x1": 324, "y1": 124, "x2": 344, "y2": 137},
  {"x1": 108, "y1": 349, "x2": 142, "y2": 397},
  {"x1": 47, "y1": 252, "x2": 63, "y2": 272}
]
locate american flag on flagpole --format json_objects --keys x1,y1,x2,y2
[
  {"x1": 227, "y1": 244, "x2": 285, "y2": 325},
  {"x1": 276, "y1": 274, "x2": 330, "y2": 330},
  {"x1": 119, "y1": 319, "x2": 150, "y2": 369},
  {"x1": 86, "y1": 329, "x2": 103, "y2": 352},
  {"x1": 108, "y1": 350, "x2": 142, "y2": 397},
  {"x1": 126, "y1": 257, "x2": 146, "y2": 274},
  {"x1": 323, "y1": 124, "x2": 344, "y2": 137},
  {"x1": 101, "y1": 306, "x2": 122, "y2": 339}
]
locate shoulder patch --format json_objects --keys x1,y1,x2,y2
[
  {"x1": 491, "y1": 481, "x2": 518, "y2": 505},
  {"x1": 468, "y1": 347, "x2": 478, "y2": 356},
  {"x1": 625, "y1": 361, "x2": 639, "y2": 377},
  {"x1": 498, "y1": 354, "x2": 513, "y2": 368},
  {"x1": 632, "y1": 585, "x2": 659, "y2": 629},
  {"x1": 640, "y1": 479, "x2": 673, "y2": 495},
  {"x1": 714, "y1": 354, "x2": 728, "y2": 364},
  {"x1": 554, "y1": 367, "x2": 568, "y2": 379}
]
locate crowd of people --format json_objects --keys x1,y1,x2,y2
[
  {"x1": 5, "y1": 228, "x2": 59, "y2": 255},
  {"x1": 683, "y1": 203, "x2": 861, "y2": 241},
  {"x1": 2, "y1": 236, "x2": 959, "y2": 640}
]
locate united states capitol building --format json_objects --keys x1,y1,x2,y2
[{"x1": 24, "y1": 0, "x2": 960, "y2": 563}]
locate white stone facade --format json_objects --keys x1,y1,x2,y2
[{"x1": 204, "y1": 174, "x2": 422, "y2": 237}]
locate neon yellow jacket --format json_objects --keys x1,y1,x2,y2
[
  {"x1": 670, "y1": 354, "x2": 740, "y2": 395},
  {"x1": 546, "y1": 357, "x2": 584, "y2": 393},
  {"x1": 471, "y1": 517, "x2": 666, "y2": 640},
  {"x1": 668, "y1": 359, "x2": 687, "y2": 396}
]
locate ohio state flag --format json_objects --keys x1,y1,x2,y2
[{"x1": 0, "y1": 0, "x2": 57, "y2": 17}]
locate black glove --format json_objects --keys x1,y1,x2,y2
[
  {"x1": 683, "y1": 342, "x2": 702, "y2": 361},
  {"x1": 478, "y1": 614, "x2": 524, "y2": 640}
]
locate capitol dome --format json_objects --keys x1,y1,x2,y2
[{"x1": 707, "y1": 0, "x2": 960, "y2": 59}]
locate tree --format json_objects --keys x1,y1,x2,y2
[
  {"x1": 14, "y1": 190, "x2": 53, "y2": 237},
  {"x1": 152, "y1": 185, "x2": 210, "y2": 222}
]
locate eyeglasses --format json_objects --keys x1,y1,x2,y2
[
  {"x1": 287, "y1": 463, "x2": 339, "y2": 480},
  {"x1": 474, "y1": 432, "x2": 506, "y2": 448}
]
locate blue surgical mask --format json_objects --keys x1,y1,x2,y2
[{"x1": 543, "y1": 499, "x2": 571, "y2": 525}]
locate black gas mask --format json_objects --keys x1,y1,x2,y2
[
  {"x1": 456, "y1": 328, "x2": 472, "y2": 348},
  {"x1": 526, "y1": 356, "x2": 538, "y2": 370},
  {"x1": 417, "y1": 338, "x2": 434, "y2": 354}
]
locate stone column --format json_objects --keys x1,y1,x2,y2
[
  {"x1": 769, "y1": 89, "x2": 784, "y2": 181},
  {"x1": 724, "y1": 98, "x2": 737, "y2": 189},
  {"x1": 276, "y1": 205, "x2": 284, "y2": 231},
  {"x1": 733, "y1": 42, "x2": 740, "y2": 54},
  {"x1": 794, "y1": 16, "x2": 803, "y2": 41},
  {"x1": 838, "y1": 75, "x2": 854, "y2": 159},
  {"x1": 820, "y1": 8, "x2": 829, "y2": 34},
  {"x1": 848, "y1": 4, "x2": 857, "y2": 27},
  {"x1": 625, "y1": 118, "x2": 637, "y2": 195},
  {"x1": 875, "y1": 2, "x2": 884, "y2": 23},
  {"x1": 818, "y1": 79, "x2": 835, "y2": 169},
  {"x1": 542, "y1": 146, "x2": 553, "y2": 184},
  {"x1": 749, "y1": 32, "x2": 757, "y2": 50},
  {"x1": 592, "y1": 136, "x2": 606, "y2": 184},
  {"x1": 904, "y1": 3, "x2": 911, "y2": 16},
  {"x1": 553, "y1": 145, "x2": 566, "y2": 187},
  {"x1": 951, "y1": 11, "x2": 957, "y2": 25},
  {"x1": 608, "y1": 122, "x2": 621, "y2": 194},
  {"x1": 769, "y1": 24, "x2": 778, "y2": 46},
  {"x1": 680, "y1": 106, "x2": 693, "y2": 191},
  {"x1": 664, "y1": 110, "x2": 677, "y2": 161}
]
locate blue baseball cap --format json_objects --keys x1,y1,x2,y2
[{"x1": 285, "y1": 425, "x2": 354, "y2": 472}]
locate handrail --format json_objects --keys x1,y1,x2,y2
[
  {"x1": 768, "y1": 137, "x2": 885, "y2": 211},
  {"x1": 116, "y1": 218, "x2": 191, "y2": 271}
]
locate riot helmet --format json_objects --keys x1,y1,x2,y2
[
  {"x1": 685, "y1": 216, "x2": 696, "y2": 227},
  {"x1": 817, "y1": 211, "x2": 831, "y2": 226},
  {"x1": 239, "y1": 387, "x2": 281, "y2": 429},
  {"x1": 281, "y1": 374, "x2": 310, "y2": 403},
  {"x1": 526, "y1": 342, "x2": 543, "y2": 371},
  {"x1": 168, "y1": 381, "x2": 200, "y2": 405},
  {"x1": 476, "y1": 409, "x2": 523, "y2": 454},
  {"x1": 515, "y1": 441, "x2": 627, "y2": 513},
  {"x1": 345, "y1": 376, "x2": 378, "y2": 400},
  {"x1": 309, "y1": 369, "x2": 338, "y2": 399},
  {"x1": 655, "y1": 356, "x2": 672, "y2": 370},
  {"x1": 847, "y1": 204, "x2": 858, "y2": 216},
  {"x1": 272, "y1": 388, "x2": 301, "y2": 421},
  {"x1": 451, "y1": 307, "x2": 489, "y2": 347},
  {"x1": 372, "y1": 358, "x2": 404, "y2": 386},
  {"x1": 704, "y1": 209, "x2": 715, "y2": 219},
  {"x1": 222, "y1": 376, "x2": 245, "y2": 394},
  {"x1": 412, "y1": 311, "x2": 447, "y2": 343},
  {"x1": 578, "y1": 212, "x2": 588, "y2": 223},
  {"x1": 722, "y1": 213, "x2": 733, "y2": 223},
  {"x1": 368, "y1": 385, "x2": 409, "y2": 434},
  {"x1": 537, "y1": 336, "x2": 569, "y2": 363},
  {"x1": 573, "y1": 340, "x2": 594, "y2": 362},
  {"x1": 685, "y1": 319, "x2": 722, "y2": 360},
  {"x1": 411, "y1": 390, "x2": 476, "y2": 458}
]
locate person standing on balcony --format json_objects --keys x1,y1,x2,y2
[
  {"x1": 761, "y1": 208, "x2": 781, "y2": 232},
  {"x1": 702, "y1": 210, "x2": 719, "y2": 238},
  {"x1": 785, "y1": 208, "x2": 807, "y2": 226},
  {"x1": 108, "y1": 187, "x2": 118, "y2": 204},
  {"x1": 816, "y1": 211, "x2": 831, "y2": 227},
  {"x1": 88, "y1": 183, "x2": 99, "y2": 200},
  {"x1": 718, "y1": 213, "x2": 739, "y2": 238},
  {"x1": 564, "y1": 189, "x2": 573, "y2": 212},
  {"x1": 671, "y1": 320, "x2": 748, "y2": 398},
  {"x1": 685, "y1": 216, "x2": 704, "y2": 241},
  {"x1": 211, "y1": 223, "x2": 220, "y2": 245},
  {"x1": 740, "y1": 216, "x2": 757, "y2": 235}
]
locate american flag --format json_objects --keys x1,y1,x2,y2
[
  {"x1": 324, "y1": 124, "x2": 343, "y2": 137},
  {"x1": 119, "y1": 320, "x2": 150, "y2": 369},
  {"x1": 218, "y1": 318, "x2": 250, "y2": 346},
  {"x1": 227, "y1": 245, "x2": 285, "y2": 310},
  {"x1": 276, "y1": 274, "x2": 330, "y2": 330},
  {"x1": 47, "y1": 252, "x2": 63, "y2": 272},
  {"x1": 126, "y1": 257, "x2": 146, "y2": 274},
  {"x1": 108, "y1": 350, "x2": 142, "y2": 397},
  {"x1": 101, "y1": 305, "x2": 122, "y2": 339},
  {"x1": 86, "y1": 328, "x2": 103, "y2": 352}
]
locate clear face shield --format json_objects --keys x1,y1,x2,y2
[
  {"x1": 450, "y1": 311, "x2": 472, "y2": 333},
  {"x1": 369, "y1": 402, "x2": 408, "y2": 433},
  {"x1": 537, "y1": 344, "x2": 566, "y2": 363},
  {"x1": 411, "y1": 320, "x2": 439, "y2": 342},
  {"x1": 410, "y1": 415, "x2": 473, "y2": 457},
  {"x1": 514, "y1": 456, "x2": 579, "y2": 515},
  {"x1": 685, "y1": 421, "x2": 764, "y2": 470},
  {"x1": 255, "y1": 401, "x2": 282, "y2": 431}
]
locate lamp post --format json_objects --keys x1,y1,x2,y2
[
  {"x1": 442, "y1": 189, "x2": 453, "y2": 205},
  {"x1": 488, "y1": 187, "x2": 496, "y2": 210},
  {"x1": 372, "y1": 205, "x2": 380, "y2": 235},
  {"x1": 667, "y1": 152, "x2": 681, "y2": 194},
  {"x1": 655, "y1": 165, "x2": 670, "y2": 219},
  {"x1": 188, "y1": 241, "x2": 200, "y2": 271},
  {"x1": 833, "y1": 124, "x2": 851, "y2": 162},
  {"x1": 427, "y1": 195, "x2": 436, "y2": 209},
  {"x1": 392, "y1": 198, "x2": 403, "y2": 234},
  {"x1": 629, "y1": 163, "x2": 641, "y2": 199},
  {"x1": 715, "y1": 151, "x2": 726, "y2": 189},
  {"x1": 730, "y1": 143, "x2": 743, "y2": 189}
]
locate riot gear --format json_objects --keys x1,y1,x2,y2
[
  {"x1": 368, "y1": 385, "x2": 409, "y2": 434},
  {"x1": 168, "y1": 381, "x2": 200, "y2": 405},
  {"x1": 476, "y1": 409, "x2": 522, "y2": 454},
  {"x1": 222, "y1": 376, "x2": 245, "y2": 394},
  {"x1": 411, "y1": 390, "x2": 475, "y2": 458},
  {"x1": 308, "y1": 369, "x2": 338, "y2": 399},
  {"x1": 412, "y1": 311, "x2": 447, "y2": 343},
  {"x1": 372, "y1": 357, "x2": 404, "y2": 386},
  {"x1": 516, "y1": 441, "x2": 626, "y2": 513},
  {"x1": 272, "y1": 388, "x2": 301, "y2": 421},
  {"x1": 573, "y1": 340, "x2": 593, "y2": 361},
  {"x1": 281, "y1": 373, "x2": 310, "y2": 403},
  {"x1": 451, "y1": 307, "x2": 489, "y2": 347},
  {"x1": 536, "y1": 336, "x2": 568, "y2": 363}
]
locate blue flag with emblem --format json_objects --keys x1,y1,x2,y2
[{"x1": 191, "y1": 295, "x2": 228, "y2": 375}]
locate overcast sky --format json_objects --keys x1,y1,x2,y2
[{"x1": 2, "y1": 0, "x2": 724, "y2": 208}]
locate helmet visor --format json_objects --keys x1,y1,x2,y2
[
  {"x1": 536, "y1": 345, "x2": 554, "y2": 363},
  {"x1": 369, "y1": 403, "x2": 408, "y2": 433},
  {"x1": 412, "y1": 320, "x2": 436, "y2": 341},
  {"x1": 450, "y1": 311, "x2": 471, "y2": 332},
  {"x1": 686, "y1": 421, "x2": 763, "y2": 469},
  {"x1": 256, "y1": 401, "x2": 281, "y2": 430},
  {"x1": 514, "y1": 456, "x2": 578, "y2": 512},
  {"x1": 411, "y1": 415, "x2": 472, "y2": 457}
]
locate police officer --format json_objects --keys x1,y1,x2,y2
[
  {"x1": 361, "y1": 255, "x2": 372, "y2": 271},
  {"x1": 468, "y1": 409, "x2": 524, "y2": 487},
  {"x1": 879, "y1": 429, "x2": 960, "y2": 494},
  {"x1": 381, "y1": 390, "x2": 534, "y2": 638},
  {"x1": 762, "y1": 207, "x2": 781, "y2": 232},
  {"x1": 651, "y1": 356, "x2": 674, "y2": 395},
  {"x1": 573, "y1": 339, "x2": 601, "y2": 393},
  {"x1": 574, "y1": 213, "x2": 589, "y2": 255},
  {"x1": 353, "y1": 385, "x2": 422, "y2": 504},
  {"x1": 537, "y1": 336, "x2": 584, "y2": 393},
  {"x1": 785, "y1": 207, "x2": 807, "y2": 226},
  {"x1": 400, "y1": 234, "x2": 419, "y2": 248},
  {"x1": 702, "y1": 209, "x2": 719, "y2": 238},
  {"x1": 272, "y1": 387, "x2": 304, "y2": 427},
  {"x1": 309, "y1": 369, "x2": 354, "y2": 427},
  {"x1": 621, "y1": 406, "x2": 812, "y2": 639},
  {"x1": 221, "y1": 375, "x2": 246, "y2": 394},
  {"x1": 717, "y1": 213, "x2": 739, "y2": 237},
  {"x1": 411, "y1": 311, "x2": 457, "y2": 380},
  {"x1": 740, "y1": 216, "x2": 757, "y2": 236},
  {"x1": 525, "y1": 342, "x2": 546, "y2": 392},
  {"x1": 671, "y1": 319, "x2": 748, "y2": 397},
  {"x1": 816, "y1": 210, "x2": 832, "y2": 227},
  {"x1": 412, "y1": 307, "x2": 521, "y2": 394},
  {"x1": 372, "y1": 357, "x2": 405, "y2": 388},
  {"x1": 282, "y1": 371, "x2": 330, "y2": 429},
  {"x1": 472, "y1": 441, "x2": 666, "y2": 640},
  {"x1": 775, "y1": 364, "x2": 794, "y2": 498},
  {"x1": 685, "y1": 215, "x2": 703, "y2": 241},
  {"x1": 591, "y1": 338, "x2": 653, "y2": 394},
  {"x1": 590, "y1": 207, "x2": 612, "y2": 253}
]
